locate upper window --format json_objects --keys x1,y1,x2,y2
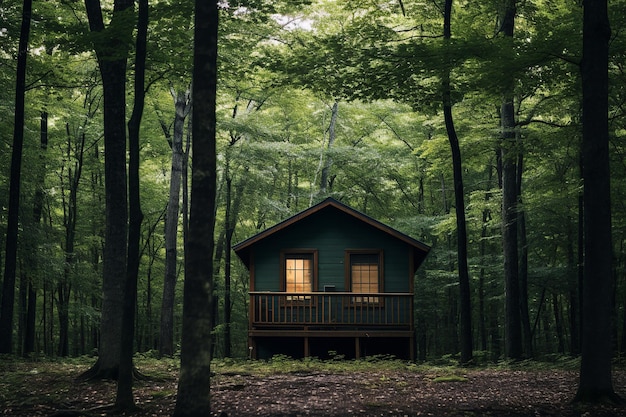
[
  {"x1": 281, "y1": 250, "x2": 317, "y2": 301},
  {"x1": 346, "y1": 250, "x2": 383, "y2": 303}
]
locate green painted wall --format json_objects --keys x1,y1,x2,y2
[{"x1": 252, "y1": 209, "x2": 411, "y2": 292}]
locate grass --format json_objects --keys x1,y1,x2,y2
[
  {"x1": 1, "y1": 352, "x2": 621, "y2": 417},
  {"x1": 0, "y1": 351, "x2": 588, "y2": 390},
  {"x1": 432, "y1": 374, "x2": 469, "y2": 383},
  {"x1": 0, "y1": 350, "x2": 597, "y2": 406}
]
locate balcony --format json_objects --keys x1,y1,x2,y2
[{"x1": 249, "y1": 291, "x2": 414, "y2": 331}]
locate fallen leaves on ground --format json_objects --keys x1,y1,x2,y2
[{"x1": 2, "y1": 362, "x2": 625, "y2": 416}]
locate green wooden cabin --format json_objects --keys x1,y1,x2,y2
[{"x1": 233, "y1": 198, "x2": 430, "y2": 360}]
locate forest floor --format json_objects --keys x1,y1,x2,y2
[{"x1": 1, "y1": 355, "x2": 626, "y2": 417}]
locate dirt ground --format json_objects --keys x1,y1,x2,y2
[{"x1": 2, "y1": 364, "x2": 626, "y2": 416}]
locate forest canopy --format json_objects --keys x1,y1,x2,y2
[{"x1": 0, "y1": 0, "x2": 624, "y2": 377}]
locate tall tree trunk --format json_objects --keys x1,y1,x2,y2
[
  {"x1": 320, "y1": 101, "x2": 338, "y2": 195},
  {"x1": 577, "y1": 152, "x2": 584, "y2": 352},
  {"x1": 574, "y1": 0, "x2": 620, "y2": 403},
  {"x1": 517, "y1": 154, "x2": 532, "y2": 357},
  {"x1": 552, "y1": 293, "x2": 565, "y2": 354},
  {"x1": 17, "y1": 264, "x2": 26, "y2": 355},
  {"x1": 478, "y1": 163, "x2": 495, "y2": 353},
  {"x1": 23, "y1": 111, "x2": 48, "y2": 355},
  {"x1": 442, "y1": 0, "x2": 473, "y2": 365},
  {"x1": 478, "y1": 212, "x2": 488, "y2": 352},
  {"x1": 498, "y1": 0, "x2": 522, "y2": 360},
  {"x1": 116, "y1": 0, "x2": 147, "y2": 410},
  {"x1": 173, "y1": 0, "x2": 218, "y2": 414},
  {"x1": 567, "y1": 212, "x2": 580, "y2": 356},
  {"x1": 80, "y1": 0, "x2": 132, "y2": 380},
  {"x1": 0, "y1": 0, "x2": 32, "y2": 354},
  {"x1": 160, "y1": 88, "x2": 190, "y2": 357},
  {"x1": 223, "y1": 178, "x2": 233, "y2": 358},
  {"x1": 58, "y1": 126, "x2": 86, "y2": 357}
]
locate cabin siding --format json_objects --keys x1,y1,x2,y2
[
  {"x1": 252, "y1": 210, "x2": 411, "y2": 292},
  {"x1": 235, "y1": 198, "x2": 430, "y2": 360}
]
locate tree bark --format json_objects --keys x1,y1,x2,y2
[
  {"x1": 224, "y1": 178, "x2": 233, "y2": 358},
  {"x1": 567, "y1": 211, "x2": 580, "y2": 356},
  {"x1": 79, "y1": 0, "x2": 132, "y2": 380},
  {"x1": 23, "y1": 111, "x2": 48, "y2": 355},
  {"x1": 173, "y1": 0, "x2": 218, "y2": 414},
  {"x1": 517, "y1": 154, "x2": 532, "y2": 357},
  {"x1": 574, "y1": 0, "x2": 620, "y2": 403},
  {"x1": 442, "y1": 0, "x2": 472, "y2": 365},
  {"x1": 320, "y1": 101, "x2": 338, "y2": 195},
  {"x1": 116, "y1": 0, "x2": 147, "y2": 410},
  {"x1": 160, "y1": 88, "x2": 190, "y2": 357},
  {"x1": 58, "y1": 125, "x2": 86, "y2": 357},
  {"x1": 0, "y1": 0, "x2": 32, "y2": 355},
  {"x1": 499, "y1": 0, "x2": 522, "y2": 360}
]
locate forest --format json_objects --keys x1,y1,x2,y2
[{"x1": 0, "y1": 0, "x2": 624, "y2": 414}]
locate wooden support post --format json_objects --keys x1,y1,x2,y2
[
  {"x1": 304, "y1": 337, "x2": 310, "y2": 358},
  {"x1": 249, "y1": 337, "x2": 257, "y2": 360},
  {"x1": 355, "y1": 337, "x2": 360, "y2": 359}
]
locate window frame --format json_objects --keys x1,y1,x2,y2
[
  {"x1": 280, "y1": 249, "x2": 318, "y2": 303},
  {"x1": 344, "y1": 249, "x2": 384, "y2": 305}
]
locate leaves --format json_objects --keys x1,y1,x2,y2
[{"x1": 2, "y1": 358, "x2": 625, "y2": 416}]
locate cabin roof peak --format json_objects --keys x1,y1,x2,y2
[{"x1": 233, "y1": 197, "x2": 431, "y2": 269}]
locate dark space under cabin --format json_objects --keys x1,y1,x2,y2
[{"x1": 233, "y1": 198, "x2": 431, "y2": 360}]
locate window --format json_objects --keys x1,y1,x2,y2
[
  {"x1": 346, "y1": 251, "x2": 382, "y2": 303},
  {"x1": 281, "y1": 251, "x2": 317, "y2": 301}
]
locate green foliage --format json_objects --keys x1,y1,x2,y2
[
  {"x1": 3, "y1": 0, "x2": 626, "y2": 365},
  {"x1": 432, "y1": 374, "x2": 468, "y2": 383}
]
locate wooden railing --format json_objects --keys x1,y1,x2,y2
[{"x1": 249, "y1": 292, "x2": 413, "y2": 329}]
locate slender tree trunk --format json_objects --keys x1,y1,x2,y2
[
  {"x1": 577, "y1": 153, "x2": 585, "y2": 353},
  {"x1": 478, "y1": 220, "x2": 488, "y2": 352},
  {"x1": 552, "y1": 293, "x2": 565, "y2": 354},
  {"x1": 160, "y1": 89, "x2": 190, "y2": 357},
  {"x1": 499, "y1": 0, "x2": 522, "y2": 360},
  {"x1": 575, "y1": 0, "x2": 620, "y2": 402},
  {"x1": 43, "y1": 284, "x2": 48, "y2": 355},
  {"x1": 567, "y1": 214, "x2": 580, "y2": 356},
  {"x1": 17, "y1": 265, "x2": 26, "y2": 355},
  {"x1": 442, "y1": 0, "x2": 472, "y2": 365},
  {"x1": 224, "y1": 178, "x2": 233, "y2": 358},
  {"x1": 80, "y1": 0, "x2": 132, "y2": 380},
  {"x1": 517, "y1": 154, "x2": 532, "y2": 357},
  {"x1": 478, "y1": 163, "x2": 495, "y2": 352},
  {"x1": 116, "y1": 0, "x2": 147, "y2": 409},
  {"x1": 58, "y1": 125, "x2": 86, "y2": 357},
  {"x1": 173, "y1": 0, "x2": 218, "y2": 414},
  {"x1": 23, "y1": 111, "x2": 48, "y2": 355},
  {"x1": 320, "y1": 101, "x2": 338, "y2": 195},
  {"x1": 0, "y1": 0, "x2": 32, "y2": 354}
]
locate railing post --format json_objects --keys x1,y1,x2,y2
[
  {"x1": 249, "y1": 293, "x2": 254, "y2": 327},
  {"x1": 249, "y1": 291, "x2": 413, "y2": 328}
]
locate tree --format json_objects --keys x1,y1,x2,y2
[
  {"x1": 319, "y1": 100, "x2": 339, "y2": 196},
  {"x1": 160, "y1": 88, "x2": 190, "y2": 358},
  {"x1": 442, "y1": 0, "x2": 472, "y2": 365},
  {"x1": 173, "y1": 0, "x2": 218, "y2": 414},
  {"x1": 497, "y1": 0, "x2": 523, "y2": 361},
  {"x1": 58, "y1": 122, "x2": 87, "y2": 357},
  {"x1": 80, "y1": 0, "x2": 133, "y2": 379},
  {"x1": 574, "y1": 0, "x2": 621, "y2": 403},
  {"x1": 116, "y1": 0, "x2": 148, "y2": 410},
  {"x1": 0, "y1": 0, "x2": 32, "y2": 354},
  {"x1": 23, "y1": 111, "x2": 48, "y2": 355}
]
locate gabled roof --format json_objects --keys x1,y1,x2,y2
[{"x1": 233, "y1": 197, "x2": 431, "y2": 270}]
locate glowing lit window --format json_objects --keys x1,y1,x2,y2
[
  {"x1": 282, "y1": 252, "x2": 316, "y2": 301},
  {"x1": 348, "y1": 252, "x2": 381, "y2": 303}
]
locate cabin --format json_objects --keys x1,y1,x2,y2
[{"x1": 233, "y1": 198, "x2": 431, "y2": 360}]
